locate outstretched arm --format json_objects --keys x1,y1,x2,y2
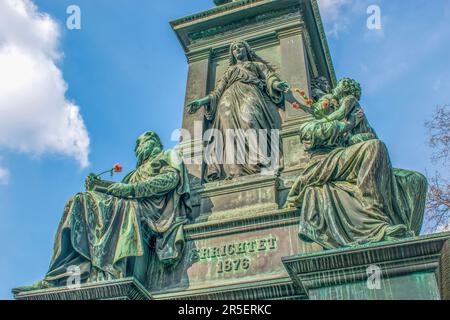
[
  {"x1": 106, "y1": 167, "x2": 180, "y2": 199},
  {"x1": 256, "y1": 62, "x2": 288, "y2": 105},
  {"x1": 186, "y1": 96, "x2": 210, "y2": 114},
  {"x1": 186, "y1": 68, "x2": 231, "y2": 117}
]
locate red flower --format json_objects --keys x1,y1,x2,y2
[
  {"x1": 306, "y1": 99, "x2": 314, "y2": 106},
  {"x1": 113, "y1": 163, "x2": 123, "y2": 173},
  {"x1": 292, "y1": 102, "x2": 301, "y2": 110},
  {"x1": 322, "y1": 100, "x2": 330, "y2": 109},
  {"x1": 294, "y1": 88, "x2": 307, "y2": 99}
]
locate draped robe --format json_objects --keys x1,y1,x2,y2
[
  {"x1": 285, "y1": 115, "x2": 427, "y2": 249},
  {"x1": 204, "y1": 61, "x2": 284, "y2": 180},
  {"x1": 44, "y1": 150, "x2": 191, "y2": 285}
]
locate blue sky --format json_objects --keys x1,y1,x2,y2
[{"x1": 0, "y1": 0, "x2": 449, "y2": 299}]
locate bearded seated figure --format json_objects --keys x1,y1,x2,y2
[
  {"x1": 285, "y1": 78, "x2": 427, "y2": 249},
  {"x1": 13, "y1": 131, "x2": 192, "y2": 293}
]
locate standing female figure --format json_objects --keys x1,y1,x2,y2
[{"x1": 187, "y1": 40, "x2": 289, "y2": 181}]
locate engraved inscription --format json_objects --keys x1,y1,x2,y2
[{"x1": 190, "y1": 236, "x2": 278, "y2": 274}]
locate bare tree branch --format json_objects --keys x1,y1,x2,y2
[
  {"x1": 425, "y1": 105, "x2": 450, "y2": 233},
  {"x1": 425, "y1": 105, "x2": 450, "y2": 164},
  {"x1": 425, "y1": 173, "x2": 450, "y2": 232}
]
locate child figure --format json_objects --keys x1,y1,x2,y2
[
  {"x1": 312, "y1": 79, "x2": 378, "y2": 146},
  {"x1": 315, "y1": 95, "x2": 378, "y2": 145}
]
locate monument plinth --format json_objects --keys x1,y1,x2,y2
[
  {"x1": 13, "y1": 0, "x2": 442, "y2": 301},
  {"x1": 142, "y1": 207, "x2": 321, "y2": 300},
  {"x1": 283, "y1": 233, "x2": 450, "y2": 300},
  {"x1": 197, "y1": 174, "x2": 280, "y2": 222}
]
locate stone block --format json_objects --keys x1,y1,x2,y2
[
  {"x1": 282, "y1": 233, "x2": 450, "y2": 300},
  {"x1": 145, "y1": 208, "x2": 323, "y2": 300},
  {"x1": 14, "y1": 278, "x2": 152, "y2": 301},
  {"x1": 197, "y1": 174, "x2": 281, "y2": 222}
]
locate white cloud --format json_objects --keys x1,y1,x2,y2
[
  {"x1": 0, "y1": 0, "x2": 90, "y2": 169},
  {"x1": 317, "y1": 0, "x2": 352, "y2": 38},
  {"x1": 0, "y1": 157, "x2": 9, "y2": 185}
]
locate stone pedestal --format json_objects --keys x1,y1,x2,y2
[
  {"x1": 282, "y1": 233, "x2": 450, "y2": 300},
  {"x1": 13, "y1": 1, "x2": 445, "y2": 302},
  {"x1": 16, "y1": 233, "x2": 449, "y2": 300},
  {"x1": 144, "y1": 208, "x2": 322, "y2": 300},
  {"x1": 197, "y1": 174, "x2": 280, "y2": 222},
  {"x1": 166, "y1": 4, "x2": 340, "y2": 298},
  {"x1": 14, "y1": 278, "x2": 152, "y2": 301}
]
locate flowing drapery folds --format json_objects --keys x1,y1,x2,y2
[
  {"x1": 285, "y1": 116, "x2": 427, "y2": 249},
  {"x1": 45, "y1": 149, "x2": 191, "y2": 285},
  {"x1": 204, "y1": 61, "x2": 283, "y2": 180}
]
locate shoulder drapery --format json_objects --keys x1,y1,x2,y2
[
  {"x1": 255, "y1": 62, "x2": 284, "y2": 105},
  {"x1": 205, "y1": 67, "x2": 232, "y2": 122},
  {"x1": 123, "y1": 149, "x2": 192, "y2": 264},
  {"x1": 205, "y1": 62, "x2": 284, "y2": 122},
  {"x1": 122, "y1": 149, "x2": 192, "y2": 216},
  {"x1": 298, "y1": 116, "x2": 348, "y2": 150}
]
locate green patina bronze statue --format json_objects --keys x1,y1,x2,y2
[
  {"x1": 286, "y1": 78, "x2": 427, "y2": 249},
  {"x1": 13, "y1": 131, "x2": 192, "y2": 293},
  {"x1": 186, "y1": 40, "x2": 289, "y2": 181}
]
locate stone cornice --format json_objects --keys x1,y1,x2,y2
[
  {"x1": 152, "y1": 276, "x2": 304, "y2": 300},
  {"x1": 186, "y1": 48, "x2": 212, "y2": 63},
  {"x1": 14, "y1": 278, "x2": 152, "y2": 301},
  {"x1": 199, "y1": 175, "x2": 279, "y2": 197},
  {"x1": 185, "y1": 208, "x2": 300, "y2": 240},
  {"x1": 170, "y1": 0, "x2": 267, "y2": 28},
  {"x1": 171, "y1": 1, "x2": 337, "y2": 85},
  {"x1": 187, "y1": 5, "x2": 302, "y2": 46}
]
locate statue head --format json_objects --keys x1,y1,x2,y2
[
  {"x1": 135, "y1": 131, "x2": 163, "y2": 166},
  {"x1": 312, "y1": 76, "x2": 331, "y2": 94},
  {"x1": 229, "y1": 40, "x2": 252, "y2": 64},
  {"x1": 333, "y1": 78, "x2": 362, "y2": 100},
  {"x1": 230, "y1": 41, "x2": 250, "y2": 63},
  {"x1": 229, "y1": 40, "x2": 275, "y2": 71}
]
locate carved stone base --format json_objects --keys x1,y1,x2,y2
[
  {"x1": 197, "y1": 174, "x2": 280, "y2": 222},
  {"x1": 144, "y1": 208, "x2": 323, "y2": 300},
  {"x1": 14, "y1": 278, "x2": 152, "y2": 301},
  {"x1": 153, "y1": 277, "x2": 305, "y2": 300},
  {"x1": 282, "y1": 233, "x2": 450, "y2": 300}
]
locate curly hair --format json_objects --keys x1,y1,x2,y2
[
  {"x1": 228, "y1": 40, "x2": 276, "y2": 72},
  {"x1": 336, "y1": 77, "x2": 362, "y2": 100}
]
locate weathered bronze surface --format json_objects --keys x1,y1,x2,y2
[
  {"x1": 283, "y1": 233, "x2": 450, "y2": 300},
  {"x1": 12, "y1": 0, "x2": 445, "y2": 301},
  {"x1": 186, "y1": 40, "x2": 288, "y2": 181},
  {"x1": 285, "y1": 78, "x2": 427, "y2": 249},
  {"x1": 13, "y1": 132, "x2": 192, "y2": 294}
]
